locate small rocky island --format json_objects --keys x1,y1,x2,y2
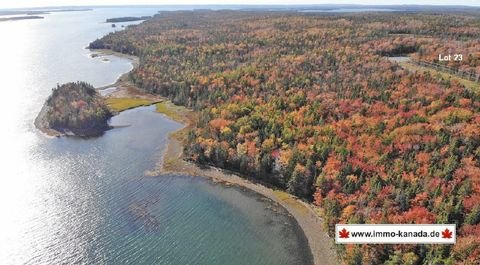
[{"x1": 35, "y1": 82, "x2": 112, "y2": 137}]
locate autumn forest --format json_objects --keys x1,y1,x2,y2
[{"x1": 90, "y1": 10, "x2": 480, "y2": 264}]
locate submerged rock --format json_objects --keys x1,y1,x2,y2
[{"x1": 35, "y1": 81, "x2": 112, "y2": 137}]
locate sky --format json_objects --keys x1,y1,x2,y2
[{"x1": 1, "y1": 0, "x2": 479, "y2": 9}]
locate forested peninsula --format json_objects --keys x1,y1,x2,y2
[
  {"x1": 35, "y1": 82, "x2": 112, "y2": 137},
  {"x1": 106, "y1": 16, "x2": 151, "y2": 23},
  {"x1": 89, "y1": 11, "x2": 480, "y2": 264}
]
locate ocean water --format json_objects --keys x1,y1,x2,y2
[{"x1": 0, "y1": 7, "x2": 312, "y2": 265}]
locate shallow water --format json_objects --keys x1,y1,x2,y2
[{"x1": 0, "y1": 7, "x2": 312, "y2": 265}]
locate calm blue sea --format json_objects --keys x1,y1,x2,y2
[{"x1": 0, "y1": 7, "x2": 312, "y2": 265}]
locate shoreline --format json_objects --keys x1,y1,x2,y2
[
  {"x1": 90, "y1": 49, "x2": 140, "y2": 91},
  {"x1": 93, "y1": 49, "x2": 166, "y2": 115},
  {"x1": 34, "y1": 50, "x2": 147, "y2": 137},
  {"x1": 151, "y1": 105, "x2": 337, "y2": 265},
  {"x1": 77, "y1": 48, "x2": 337, "y2": 264}
]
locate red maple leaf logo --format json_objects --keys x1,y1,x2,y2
[
  {"x1": 441, "y1": 228, "x2": 453, "y2": 239},
  {"x1": 339, "y1": 228, "x2": 350, "y2": 238}
]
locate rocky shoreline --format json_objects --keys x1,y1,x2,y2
[
  {"x1": 102, "y1": 48, "x2": 337, "y2": 265},
  {"x1": 147, "y1": 102, "x2": 337, "y2": 265},
  {"x1": 34, "y1": 50, "x2": 153, "y2": 137},
  {"x1": 35, "y1": 82, "x2": 112, "y2": 137},
  {"x1": 37, "y1": 47, "x2": 337, "y2": 264},
  {"x1": 34, "y1": 104, "x2": 111, "y2": 137}
]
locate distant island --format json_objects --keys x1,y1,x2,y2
[
  {"x1": 35, "y1": 82, "x2": 112, "y2": 137},
  {"x1": 0, "y1": 8, "x2": 92, "y2": 17},
  {"x1": 106, "y1": 16, "x2": 151, "y2": 23},
  {"x1": 0, "y1": 16, "x2": 44, "y2": 22}
]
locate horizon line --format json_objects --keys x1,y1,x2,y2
[
  {"x1": 0, "y1": 3, "x2": 480, "y2": 10},
  {"x1": 2, "y1": 3, "x2": 480, "y2": 10}
]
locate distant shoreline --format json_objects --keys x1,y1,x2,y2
[
  {"x1": 105, "y1": 16, "x2": 151, "y2": 23},
  {"x1": 0, "y1": 16, "x2": 43, "y2": 22},
  {"x1": 0, "y1": 8, "x2": 92, "y2": 17}
]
